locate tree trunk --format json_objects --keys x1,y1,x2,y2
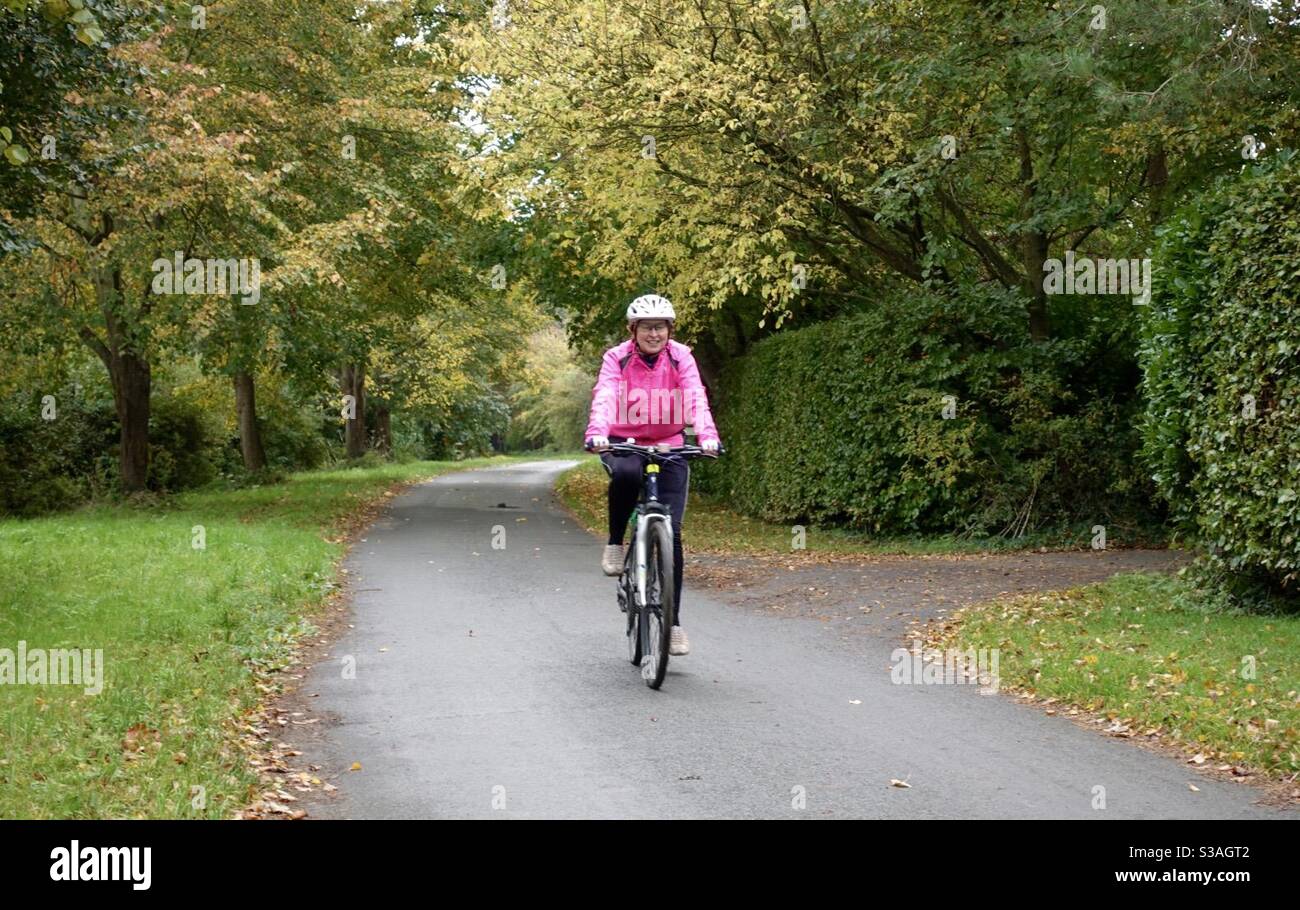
[
  {"x1": 70, "y1": 199, "x2": 153, "y2": 492},
  {"x1": 691, "y1": 336, "x2": 722, "y2": 394},
  {"x1": 1022, "y1": 229, "x2": 1051, "y2": 342},
  {"x1": 78, "y1": 270, "x2": 151, "y2": 492},
  {"x1": 111, "y1": 350, "x2": 151, "y2": 492},
  {"x1": 1017, "y1": 127, "x2": 1051, "y2": 342},
  {"x1": 374, "y1": 401, "x2": 392, "y2": 455},
  {"x1": 340, "y1": 363, "x2": 367, "y2": 458},
  {"x1": 233, "y1": 371, "x2": 267, "y2": 471},
  {"x1": 82, "y1": 328, "x2": 151, "y2": 492}
]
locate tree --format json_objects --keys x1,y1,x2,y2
[
  {"x1": 1, "y1": 0, "x2": 118, "y2": 254},
  {"x1": 454, "y1": 0, "x2": 1299, "y2": 347},
  {"x1": 3, "y1": 1, "x2": 499, "y2": 483}
]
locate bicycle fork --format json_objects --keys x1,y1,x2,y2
[
  {"x1": 633, "y1": 511, "x2": 672, "y2": 608},
  {"x1": 633, "y1": 462, "x2": 673, "y2": 609}
]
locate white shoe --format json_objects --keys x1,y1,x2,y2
[
  {"x1": 601, "y1": 544, "x2": 624, "y2": 576},
  {"x1": 669, "y1": 626, "x2": 690, "y2": 656}
]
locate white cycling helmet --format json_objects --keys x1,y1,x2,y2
[{"x1": 626, "y1": 294, "x2": 675, "y2": 324}]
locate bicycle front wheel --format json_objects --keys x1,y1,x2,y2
[
  {"x1": 641, "y1": 520, "x2": 676, "y2": 689},
  {"x1": 624, "y1": 552, "x2": 641, "y2": 666}
]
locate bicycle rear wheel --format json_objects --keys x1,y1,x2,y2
[{"x1": 640, "y1": 520, "x2": 676, "y2": 689}]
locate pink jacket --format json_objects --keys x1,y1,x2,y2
[{"x1": 585, "y1": 339, "x2": 720, "y2": 446}]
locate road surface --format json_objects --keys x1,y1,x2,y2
[{"x1": 289, "y1": 460, "x2": 1295, "y2": 819}]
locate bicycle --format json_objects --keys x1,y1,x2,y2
[{"x1": 585, "y1": 439, "x2": 723, "y2": 689}]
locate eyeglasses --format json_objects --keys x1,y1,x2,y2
[{"x1": 636, "y1": 322, "x2": 669, "y2": 333}]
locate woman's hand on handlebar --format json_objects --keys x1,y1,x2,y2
[{"x1": 586, "y1": 438, "x2": 723, "y2": 458}]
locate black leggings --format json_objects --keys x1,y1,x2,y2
[{"x1": 600, "y1": 447, "x2": 689, "y2": 625}]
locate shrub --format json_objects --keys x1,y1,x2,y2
[
  {"x1": 1140, "y1": 150, "x2": 1300, "y2": 610},
  {"x1": 148, "y1": 391, "x2": 221, "y2": 491},
  {"x1": 0, "y1": 385, "x2": 116, "y2": 516},
  {"x1": 691, "y1": 283, "x2": 1156, "y2": 537}
]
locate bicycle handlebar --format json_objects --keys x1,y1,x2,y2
[{"x1": 584, "y1": 440, "x2": 724, "y2": 459}]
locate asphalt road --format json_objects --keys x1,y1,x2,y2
[{"x1": 297, "y1": 460, "x2": 1297, "y2": 819}]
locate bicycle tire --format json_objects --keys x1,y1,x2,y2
[
  {"x1": 641, "y1": 520, "x2": 676, "y2": 689},
  {"x1": 624, "y1": 549, "x2": 641, "y2": 665}
]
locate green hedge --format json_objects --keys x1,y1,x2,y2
[
  {"x1": 1141, "y1": 150, "x2": 1300, "y2": 609},
  {"x1": 0, "y1": 388, "x2": 116, "y2": 516},
  {"x1": 692, "y1": 284, "x2": 1156, "y2": 536}
]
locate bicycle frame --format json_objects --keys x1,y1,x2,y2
[
  {"x1": 601, "y1": 441, "x2": 718, "y2": 608},
  {"x1": 632, "y1": 474, "x2": 672, "y2": 608}
]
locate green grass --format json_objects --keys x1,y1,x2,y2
[
  {"x1": 555, "y1": 458, "x2": 1162, "y2": 557},
  {"x1": 929, "y1": 572, "x2": 1300, "y2": 777},
  {"x1": 0, "y1": 453, "x2": 557, "y2": 819}
]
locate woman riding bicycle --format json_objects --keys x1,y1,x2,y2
[{"x1": 585, "y1": 294, "x2": 721, "y2": 657}]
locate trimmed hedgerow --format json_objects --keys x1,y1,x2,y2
[
  {"x1": 1140, "y1": 150, "x2": 1300, "y2": 610},
  {"x1": 691, "y1": 283, "x2": 1156, "y2": 538}
]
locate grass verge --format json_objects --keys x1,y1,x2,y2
[
  {"x1": 0, "y1": 454, "x2": 553, "y2": 819},
  {"x1": 922, "y1": 572, "x2": 1300, "y2": 785}
]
